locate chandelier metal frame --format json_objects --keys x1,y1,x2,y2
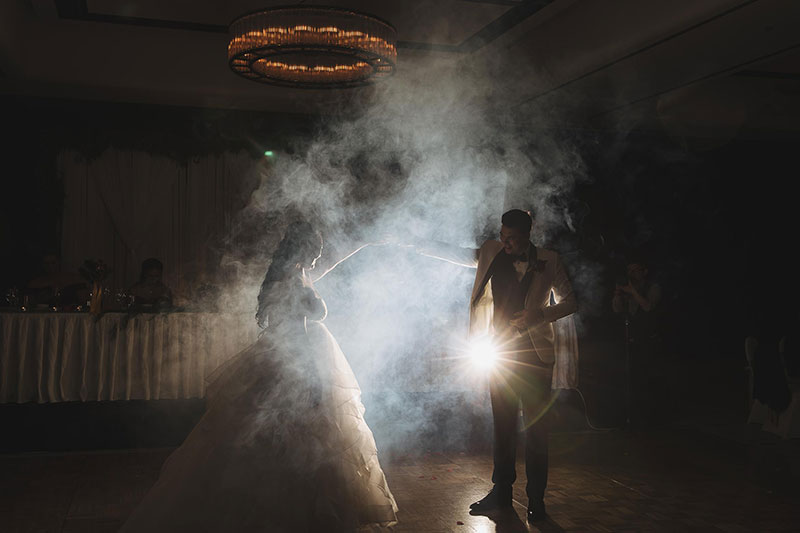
[{"x1": 228, "y1": 5, "x2": 397, "y2": 89}]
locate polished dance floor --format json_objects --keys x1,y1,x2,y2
[{"x1": 2, "y1": 424, "x2": 799, "y2": 532}]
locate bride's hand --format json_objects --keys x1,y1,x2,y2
[
  {"x1": 372, "y1": 234, "x2": 391, "y2": 246},
  {"x1": 376, "y1": 232, "x2": 415, "y2": 248}
]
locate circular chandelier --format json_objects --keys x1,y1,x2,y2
[{"x1": 228, "y1": 6, "x2": 397, "y2": 89}]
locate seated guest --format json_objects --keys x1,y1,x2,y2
[
  {"x1": 129, "y1": 258, "x2": 173, "y2": 309},
  {"x1": 27, "y1": 253, "x2": 87, "y2": 308}
]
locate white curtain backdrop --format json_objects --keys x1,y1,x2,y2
[
  {"x1": 59, "y1": 149, "x2": 261, "y2": 296},
  {"x1": 1, "y1": 312, "x2": 259, "y2": 403}
]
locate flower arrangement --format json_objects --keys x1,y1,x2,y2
[
  {"x1": 79, "y1": 259, "x2": 111, "y2": 314},
  {"x1": 79, "y1": 259, "x2": 111, "y2": 283}
]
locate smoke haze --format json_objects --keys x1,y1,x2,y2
[{"x1": 222, "y1": 53, "x2": 595, "y2": 453}]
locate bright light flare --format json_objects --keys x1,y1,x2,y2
[{"x1": 468, "y1": 338, "x2": 497, "y2": 370}]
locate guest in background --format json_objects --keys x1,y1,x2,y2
[
  {"x1": 746, "y1": 302, "x2": 795, "y2": 414},
  {"x1": 129, "y1": 258, "x2": 173, "y2": 309},
  {"x1": 612, "y1": 256, "x2": 665, "y2": 427},
  {"x1": 27, "y1": 253, "x2": 87, "y2": 308},
  {"x1": 746, "y1": 310, "x2": 792, "y2": 421},
  {"x1": 612, "y1": 258, "x2": 662, "y2": 340},
  {"x1": 782, "y1": 312, "x2": 799, "y2": 382}
]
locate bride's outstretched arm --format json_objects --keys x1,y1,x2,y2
[
  {"x1": 311, "y1": 237, "x2": 479, "y2": 282},
  {"x1": 310, "y1": 243, "x2": 372, "y2": 283}
]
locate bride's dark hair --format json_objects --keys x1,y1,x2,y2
[{"x1": 255, "y1": 220, "x2": 322, "y2": 328}]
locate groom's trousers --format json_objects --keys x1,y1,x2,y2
[{"x1": 489, "y1": 338, "x2": 553, "y2": 503}]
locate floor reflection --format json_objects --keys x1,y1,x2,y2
[
  {"x1": 469, "y1": 506, "x2": 565, "y2": 532},
  {"x1": 3, "y1": 428, "x2": 799, "y2": 531}
]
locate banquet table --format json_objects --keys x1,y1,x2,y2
[{"x1": 0, "y1": 311, "x2": 259, "y2": 403}]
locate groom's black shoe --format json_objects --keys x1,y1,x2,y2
[
  {"x1": 469, "y1": 486, "x2": 512, "y2": 514},
  {"x1": 527, "y1": 500, "x2": 546, "y2": 522}
]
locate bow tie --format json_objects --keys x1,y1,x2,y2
[{"x1": 510, "y1": 253, "x2": 528, "y2": 263}]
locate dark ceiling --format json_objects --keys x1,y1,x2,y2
[{"x1": 1, "y1": 0, "x2": 798, "y2": 138}]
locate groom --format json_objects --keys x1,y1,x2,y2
[{"x1": 417, "y1": 209, "x2": 576, "y2": 522}]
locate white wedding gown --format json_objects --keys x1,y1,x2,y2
[{"x1": 120, "y1": 277, "x2": 398, "y2": 532}]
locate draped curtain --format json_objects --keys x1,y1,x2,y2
[{"x1": 59, "y1": 149, "x2": 261, "y2": 296}]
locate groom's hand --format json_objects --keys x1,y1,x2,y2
[{"x1": 510, "y1": 308, "x2": 544, "y2": 330}]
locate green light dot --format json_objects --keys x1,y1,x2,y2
[{"x1": 264, "y1": 151, "x2": 274, "y2": 157}]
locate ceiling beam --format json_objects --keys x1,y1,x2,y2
[
  {"x1": 52, "y1": 0, "x2": 555, "y2": 53},
  {"x1": 516, "y1": 0, "x2": 759, "y2": 107}
]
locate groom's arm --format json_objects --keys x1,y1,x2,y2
[
  {"x1": 542, "y1": 253, "x2": 577, "y2": 323},
  {"x1": 414, "y1": 241, "x2": 479, "y2": 269}
]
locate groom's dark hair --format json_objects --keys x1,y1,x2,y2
[{"x1": 501, "y1": 209, "x2": 532, "y2": 233}]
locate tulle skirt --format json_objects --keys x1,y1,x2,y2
[{"x1": 120, "y1": 321, "x2": 398, "y2": 533}]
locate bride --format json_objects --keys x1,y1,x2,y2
[{"x1": 120, "y1": 220, "x2": 398, "y2": 532}]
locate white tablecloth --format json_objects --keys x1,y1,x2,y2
[{"x1": 0, "y1": 312, "x2": 259, "y2": 403}]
